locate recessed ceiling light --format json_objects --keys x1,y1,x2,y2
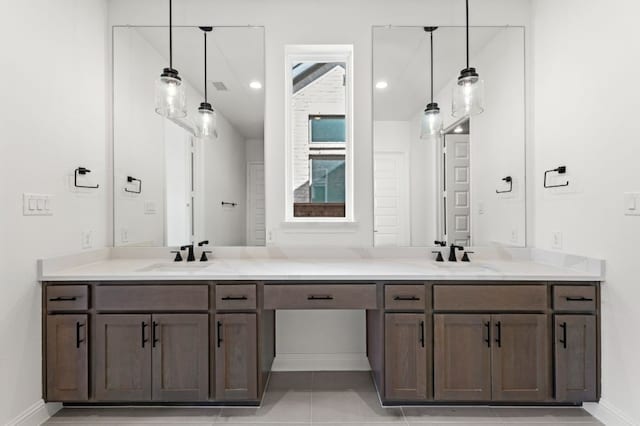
[
  {"x1": 454, "y1": 125, "x2": 464, "y2": 133},
  {"x1": 375, "y1": 81, "x2": 388, "y2": 89},
  {"x1": 249, "y1": 81, "x2": 262, "y2": 90}
]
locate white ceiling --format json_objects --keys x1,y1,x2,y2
[
  {"x1": 373, "y1": 26, "x2": 509, "y2": 121},
  {"x1": 135, "y1": 26, "x2": 265, "y2": 140}
]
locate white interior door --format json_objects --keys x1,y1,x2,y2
[
  {"x1": 444, "y1": 134, "x2": 471, "y2": 246},
  {"x1": 246, "y1": 162, "x2": 265, "y2": 246},
  {"x1": 374, "y1": 152, "x2": 410, "y2": 247},
  {"x1": 164, "y1": 120, "x2": 192, "y2": 247}
]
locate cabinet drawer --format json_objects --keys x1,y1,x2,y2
[
  {"x1": 94, "y1": 285, "x2": 208, "y2": 311},
  {"x1": 263, "y1": 284, "x2": 377, "y2": 310},
  {"x1": 433, "y1": 285, "x2": 547, "y2": 311},
  {"x1": 46, "y1": 285, "x2": 89, "y2": 311},
  {"x1": 553, "y1": 286, "x2": 596, "y2": 312},
  {"x1": 216, "y1": 284, "x2": 257, "y2": 310},
  {"x1": 385, "y1": 285, "x2": 426, "y2": 310}
]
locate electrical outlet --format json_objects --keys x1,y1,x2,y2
[
  {"x1": 552, "y1": 231, "x2": 563, "y2": 250},
  {"x1": 478, "y1": 202, "x2": 485, "y2": 215},
  {"x1": 510, "y1": 229, "x2": 518, "y2": 243},
  {"x1": 81, "y1": 230, "x2": 93, "y2": 249},
  {"x1": 121, "y1": 228, "x2": 129, "y2": 243},
  {"x1": 624, "y1": 192, "x2": 640, "y2": 216}
]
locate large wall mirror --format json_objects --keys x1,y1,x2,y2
[
  {"x1": 113, "y1": 26, "x2": 265, "y2": 247},
  {"x1": 373, "y1": 26, "x2": 526, "y2": 247}
]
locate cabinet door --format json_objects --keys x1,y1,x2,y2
[
  {"x1": 384, "y1": 313, "x2": 429, "y2": 401},
  {"x1": 46, "y1": 315, "x2": 88, "y2": 401},
  {"x1": 434, "y1": 314, "x2": 491, "y2": 401},
  {"x1": 555, "y1": 315, "x2": 597, "y2": 402},
  {"x1": 95, "y1": 314, "x2": 152, "y2": 401},
  {"x1": 492, "y1": 314, "x2": 550, "y2": 401},
  {"x1": 215, "y1": 313, "x2": 257, "y2": 400},
  {"x1": 151, "y1": 314, "x2": 209, "y2": 401}
]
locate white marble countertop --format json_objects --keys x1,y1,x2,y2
[{"x1": 38, "y1": 247, "x2": 604, "y2": 282}]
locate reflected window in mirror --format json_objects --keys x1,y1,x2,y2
[{"x1": 286, "y1": 46, "x2": 353, "y2": 221}]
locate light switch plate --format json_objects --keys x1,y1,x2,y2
[
  {"x1": 23, "y1": 193, "x2": 53, "y2": 216},
  {"x1": 624, "y1": 192, "x2": 640, "y2": 216},
  {"x1": 144, "y1": 201, "x2": 157, "y2": 214}
]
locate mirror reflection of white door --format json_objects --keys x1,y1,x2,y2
[
  {"x1": 247, "y1": 162, "x2": 265, "y2": 246},
  {"x1": 374, "y1": 152, "x2": 409, "y2": 247},
  {"x1": 164, "y1": 120, "x2": 193, "y2": 247},
  {"x1": 444, "y1": 134, "x2": 471, "y2": 246}
]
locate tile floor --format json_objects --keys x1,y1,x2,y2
[{"x1": 45, "y1": 371, "x2": 602, "y2": 426}]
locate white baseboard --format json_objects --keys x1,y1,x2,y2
[
  {"x1": 584, "y1": 399, "x2": 636, "y2": 426},
  {"x1": 271, "y1": 353, "x2": 370, "y2": 371},
  {"x1": 5, "y1": 400, "x2": 61, "y2": 426}
]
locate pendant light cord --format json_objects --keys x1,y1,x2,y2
[
  {"x1": 465, "y1": 0, "x2": 470, "y2": 69},
  {"x1": 430, "y1": 30, "x2": 434, "y2": 104},
  {"x1": 204, "y1": 31, "x2": 208, "y2": 102},
  {"x1": 169, "y1": 0, "x2": 173, "y2": 70}
]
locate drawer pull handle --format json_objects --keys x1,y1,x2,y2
[
  {"x1": 49, "y1": 296, "x2": 77, "y2": 302},
  {"x1": 221, "y1": 296, "x2": 248, "y2": 301},
  {"x1": 559, "y1": 322, "x2": 567, "y2": 349},
  {"x1": 495, "y1": 321, "x2": 502, "y2": 348},
  {"x1": 308, "y1": 295, "x2": 333, "y2": 300},
  {"x1": 75, "y1": 322, "x2": 85, "y2": 348},
  {"x1": 393, "y1": 296, "x2": 420, "y2": 301},
  {"x1": 419, "y1": 320, "x2": 425, "y2": 347},
  {"x1": 565, "y1": 296, "x2": 593, "y2": 302},
  {"x1": 152, "y1": 321, "x2": 159, "y2": 348},
  {"x1": 484, "y1": 321, "x2": 491, "y2": 348},
  {"x1": 217, "y1": 321, "x2": 223, "y2": 347},
  {"x1": 141, "y1": 322, "x2": 148, "y2": 348}
]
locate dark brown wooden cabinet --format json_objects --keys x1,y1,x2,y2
[
  {"x1": 95, "y1": 314, "x2": 152, "y2": 401},
  {"x1": 215, "y1": 313, "x2": 258, "y2": 400},
  {"x1": 492, "y1": 314, "x2": 550, "y2": 401},
  {"x1": 384, "y1": 313, "x2": 429, "y2": 401},
  {"x1": 434, "y1": 314, "x2": 491, "y2": 401},
  {"x1": 434, "y1": 313, "x2": 549, "y2": 402},
  {"x1": 95, "y1": 314, "x2": 209, "y2": 401},
  {"x1": 151, "y1": 314, "x2": 209, "y2": 401},
  {"x1": 45, "y1": 314, "x2": 88, "y2": 401},
  {"x1": 555, "y1": 315, "x2": 597, "y2": 402}
]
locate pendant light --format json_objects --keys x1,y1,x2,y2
[
  {"x1": 194, "y1": 26, "x2": 216, "y2": 139},
  {"x1": 420, "y1": 27, "x2": 443, "y2": 140},
  {"x1": 452, "y1": 0, "x2": 484, "y2": 117},
  {"x1": 154, "y1": 0, "x2": 187, "y2": 118}
]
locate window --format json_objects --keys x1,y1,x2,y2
[{"x1": 285, "y1": 45, "x2": 353, "y2": 221}]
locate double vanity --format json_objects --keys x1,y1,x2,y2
[{"x1": 40, "y1": 248, "x2": 602, "y2": 407}]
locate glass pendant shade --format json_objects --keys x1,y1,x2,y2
[
  {"x1": 155, "y1": 68, "x2": 187, "y2": 118},
  {"x1": 452, "y1": 68, "x2": 484, "y2": 117},
  {"x1": 421, "y1": 103, "x2": 443, "y2": 139},
  {"x1": 195, "y1": 102, "x2": 216, "y2": 139}
]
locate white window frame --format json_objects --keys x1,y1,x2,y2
[{"x1": 284, "y1": 44, "x2": 354, "y2": 223}]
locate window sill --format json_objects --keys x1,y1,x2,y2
[{"x1": 280, "y1": 220, "x2": 359, "y2": 233}]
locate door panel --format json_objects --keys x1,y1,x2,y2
[
  {"x1": 384, "y1": 313, "x2": 429, "y2": 400},
  {"x1": 152, "y1": 314, "x2": 209, "y2": 401},
  {"x1": 374, "y1": 152, "x2": 409, "y2": 246},
  {"x1": 95, "y1": 314, "x2": 152, "y2": 401},
  {"x1": 492, "y1": 314, "x2": 550, "y2": 401},
  {"x1": 46, "y1": 315, "x2": 88, "y2": 401},
  {"x1": 555, "y1": 315, "x2": 597, "y2": 402},
  {"x1": 444, "y1": 134, "x2": 470, "y2": 246},
  {"x1": 215, "y1": 313, "x2": 258, "y2": 400},
  {"x1": 434, "y1": 314, "x2": 491, "y2": 401}
]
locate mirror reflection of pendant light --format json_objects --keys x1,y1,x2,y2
[
  {"x1": 452, "y1": 0, "x2": 484, "y2": 117},
  {"x1": 194, "y1": 26, "x2": 216, "y2": 139},
  {"x1": 421, "y1": 27, "x2": 443, "y2": 140},
  {"x1": 154, "y1": 0, "x2": 187, "y2": 118}
]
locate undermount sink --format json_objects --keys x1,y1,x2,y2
[
  {"x1": 136, "y1": 262, "x2": 210, "y2": 273},
  {"x1": 433, "y1": 262, "x2": 497, "y2": 272}
]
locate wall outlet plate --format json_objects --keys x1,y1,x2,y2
[
  {"x1": 552, "y1": 231, "x2": 563, "y2": 250},
  {"x1": 81, "y1": 230, "x2": 93, "y2": 249},
  {"x1": 624, "y1": 192, "x2": 640, "y2": 216}
]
